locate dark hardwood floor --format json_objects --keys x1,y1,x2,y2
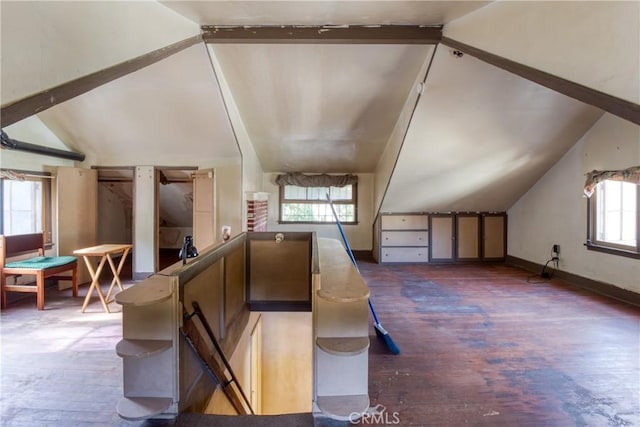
[
  {"x1": 0, "y1": 260, "x2": 638, "y2": 426},
  {"x1": 357, "y1": 260, "x2": 639, "y2": 426}
]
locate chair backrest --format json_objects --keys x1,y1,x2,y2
[{"x1": 0, "y1": 233, "x2": 45, "y2": 266}]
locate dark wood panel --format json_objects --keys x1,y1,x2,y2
[{"x1": 203, "y1": 25, "x2": 442, "y2": 44}]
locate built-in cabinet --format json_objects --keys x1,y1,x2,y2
[
  {"x1": 377, "y1": 214, "x2": 429, "y2": 263},
  {"x1": 376, "y1": 212, "x2": 506, "y2": 263}
]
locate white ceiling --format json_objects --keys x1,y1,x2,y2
[
  {"x1": 4, "y1": 1, "x2": 625, "y2": 214},
  {"x1": 160, "y1": 1, "x2": 490, "y2": 26},
  {"x1": 211, "y1": 43, "x2": 434, "y2": 172}
]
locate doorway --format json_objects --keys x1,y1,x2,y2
[{"x1": 157, "y1": 168, "x2": 196, "y2": 270}]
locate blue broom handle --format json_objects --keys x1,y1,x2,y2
[{"x1": 327, "y1": 194, "x2": 382, "y2": 326}]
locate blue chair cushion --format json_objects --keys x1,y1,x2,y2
[{"x1": 5, "y1": 256, "x2": 77, "y2": 270}]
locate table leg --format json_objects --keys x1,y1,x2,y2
[
  {"x1": 105, "y1": 248, "x2": 130, "y2": 302},
  {"x1": 81, "y1": 255, "x2": 110, "y2": 313}
]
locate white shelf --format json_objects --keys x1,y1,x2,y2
[
  {"x1": 115, "y1": 276, "x2": 173, "y2": 307},
  {"x1": 316, "y1": 337, "x2": 369, "y2": 356},
  {"x1": 317, "y1": 394, "x2": 369, "y2": 421},
  {"x1": 116, "y1": 339, "x2": 172, "y2": 359},
  {"x1": 116, "y1": 396, "x2": 172, "y2": 421}
]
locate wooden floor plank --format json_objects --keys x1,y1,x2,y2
[
  {"x1": 357, "y1": 260, "x2": 639, "y2": 426},
  {"x1": 0, "y1": 260, "x2": 638, "y2": 426}
]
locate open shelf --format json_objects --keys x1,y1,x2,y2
[
  {"x1": 316, "y1": 337, "x2": 369, "y2": 356},
  {"x1": 115, "y1": 276, "x2": 173, "y2": 307},
  {"x1": 116, "y1": 396, "x2": 172, "y2": 421},
  {"x1": 116, "y1": 339, "x2": 172, "y2": 359},
  {"x1": 316, "y1": 394, "x2": 369, "y2": 421}
]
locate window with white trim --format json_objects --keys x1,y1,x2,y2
[
  {"x1": 1, "y1": 174, "x2": 52, "y2": 242},
  {"x1": 279, "y1": 184, "x2": 357, "y2": 224},
  {"x1": 588, "y1": 179, "x2": 639, "y2": 257}
]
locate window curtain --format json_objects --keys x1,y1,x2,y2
[
  {"x1": 0, "y1": 170, "x2": 27, "y2": 180},
  {"x1": 584, "y1": 166, "x2": 640, "y2": 197},
  {"x1": 275, "y1": 173, "x2": 357, "y2": 188}
]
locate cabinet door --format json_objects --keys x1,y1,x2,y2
[
  {"x1": 381, "y1": 215, "x2": 428, "y2": 230},
  {"x1": 56, "y1": 167, "x2": 97, "y2": 284},
  {"x1": 482, "y1": 214, "x2": 506, "y2": 260},
  {"x1": 456, "y1": 214, "x2": 480, "y2": 261},
  {"x1": 429, "y1": 215, "x2": 454, "y2": 262}
]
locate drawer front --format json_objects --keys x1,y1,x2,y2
[
  {"x1": 381, "y1": 247, "x2": 428, "y2": 263},
  {"x1": 381, "y1": 215, "x2": 428, "y2": 230},
  {"x1": 381, "y1": 231, "x2": 429, "y2": 247}
]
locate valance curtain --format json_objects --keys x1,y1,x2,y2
[
  {"x1": 275, "y1": 173, "x2": 358, "y2": 188},
  {"x1": 584, "y1": 166, "x2": 640, "y2": 197},
  {"x1": 0, "y1": 170, "x2": 26, "y2": 181}
]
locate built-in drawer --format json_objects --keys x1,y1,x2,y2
[
  {"x1": 380, "y1": 247, "x2": 428, "y2": 263},
  {"x1": 381, "y1": 215, "x2": 428, "y2": 230},
  {"x1": 381, "y1": 231, "x2": 429, "y2": 247}
]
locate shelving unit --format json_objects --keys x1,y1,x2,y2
[
  {"x1": 376, "y1": 212, "x2": 506, "y2": 264},
  {"x1": 115, "y1": 275, "x2": 178, "y2": 421},
  {"x1": 313, "y1": 238, "x2": 370, "y2": 421},
  {"x1": 378, "y1": 214, "x2": 429, "y2": 263}
]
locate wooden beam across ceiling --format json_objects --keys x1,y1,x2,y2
[
  {"x1": 202, "y1": 25, "x2": 442, "y2": 44},
  {"x1": 441, "y1": 37, "x2": 640, "y2": 126},
  {"x1": 1, "y1": 35, "x2": 203, "y2": 128}
]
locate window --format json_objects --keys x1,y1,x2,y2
[
  {"x1": 279, "y1": 184, "x2": 357, "y2": 224},
  {"x1": 588, "y1": 179, "x2": 639, "y2": 257},
  {"x1": 1, "y1": 173, "x2": 52, "y2": 242}
]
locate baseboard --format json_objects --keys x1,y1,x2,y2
[
  {"x1": 353, "y1": 250, "x2": 374, "y2": 260},
  {"x1": 506, "y1": 255, "x2": 640, "y2": 307}
]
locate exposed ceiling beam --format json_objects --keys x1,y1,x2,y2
[
  {"x1": 1, "y1": 35, "x2": 203, "y2": 128},
  {"x1": 202, "y1": 25, "x2": 442, "y2": 44},
  {"x1": 441, "y1": 37, "x2": 640, "y2": 126}
]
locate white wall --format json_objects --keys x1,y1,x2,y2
[
  {"x1": 1, "y1": 117, "x2": 75, "y2": 171},
  {"x1": 263, "y1": 173, "x2": 375, "y2": 251},
  {"x1": 444, "y1": 1, "x2": 639, "y2": 104},
  {"x1": 215, "y1": 165, "x2": 243, "y2": 240},
  {"x1": 0, "y1": 1, "x2": 199, "y2": 105},
  {"x1": 98, "y1": 182, "x2": 132, "y2": 245},
  {"x1": 207, "y1": 46, "x2": 265, "y2": 232},
  {"x1": 508, "y1": 114, "x2": 640, "y2": 292}
]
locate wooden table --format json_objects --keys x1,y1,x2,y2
[{"x1": 74, "y1": 244, "x2": 132, "y2": 313}]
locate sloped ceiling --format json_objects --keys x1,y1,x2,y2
[
  {"x1": 37, "y1": 44, "x2": 240, "y2": 167},
  {"x1": 3, "y1": 1, "x2": 634, "y2": 216},
  {"x1": 380, "y1": 46, "x2": 603, "y2": 213},
  {"x1": 211, "y1": 43, "x2": 434, "y2": 172}
]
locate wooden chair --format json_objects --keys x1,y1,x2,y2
[{"x1": 0, "y1": 233, "x2": 78, "y2": 310}]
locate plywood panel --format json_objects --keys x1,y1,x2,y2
[
  {"x1": 260, "y1": 312, "x2": 312, "y2": 415},
  {"x1": 430, "y1": 215, "x2": 454, "y2": 261},
  {"x1": 483, "y1": 215, "x2": 506, "y2": 260},
  {"x1": 56, "y1": 167, "x2": 97, "y2": 284},
  {"x1": 194, "y1": 169, "x2": 215, "y2": 250},
  {"x1": 457, "y1": 215, "x2": 480, "y2": 260}
]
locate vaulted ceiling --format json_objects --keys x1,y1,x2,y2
[{"x1": 1, "y1": 1, "x2": 638, "y2": 215}]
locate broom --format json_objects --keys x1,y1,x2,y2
[{"x1": 326, "y1": 194, "x2": 400, "y2": 355}]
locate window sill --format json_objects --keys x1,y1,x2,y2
[{"x1": 585, "y1": 242, "x2": 640, "y2": 259}]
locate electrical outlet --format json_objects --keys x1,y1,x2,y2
[{"x1": 552, "y1": 244, "x2": 560, "y2": 255}]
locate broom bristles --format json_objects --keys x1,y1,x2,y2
[{"x1": 374, "y1": 322, "x2": 400, "y2": 355}]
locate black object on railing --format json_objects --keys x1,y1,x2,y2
[{"x1": 179, "y1": 235, "x2": 198, "y2": 265}]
